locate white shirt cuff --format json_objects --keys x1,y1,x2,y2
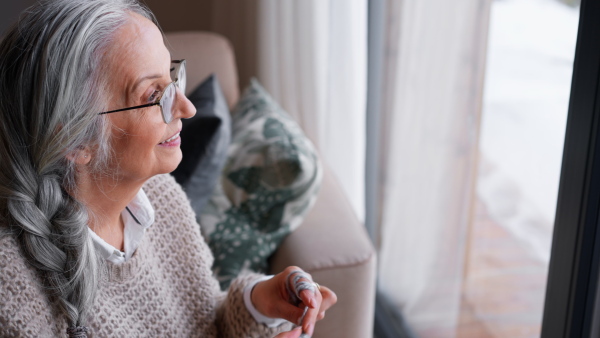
[{"x1": 243, "y1": 275, "x2": 289, "y2": 328}]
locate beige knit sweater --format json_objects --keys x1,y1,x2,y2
[{"x1": 0, "y1": 174, "x2": 292, "y2": 337}]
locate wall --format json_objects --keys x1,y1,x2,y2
[
  {"x1": 0, "y1": 0, "x2": 36, "y2": 36},
  {"x1": 144, "y1": 0, "x2": 259, "y2": 89},
  {"x1": 0, "y1": 0, "x2": 258, "y2": 90}
]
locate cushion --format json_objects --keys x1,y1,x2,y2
[
  {"x1": 171, "y1": 74, "x2": 231, "y2": 215},
  {"x1": 199, "y1": 79, "x2": 322, "y2": 289}
]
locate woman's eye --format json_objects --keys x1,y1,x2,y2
[{"x1": 147, "y1": 90, "x2": 161, "y2": 103}]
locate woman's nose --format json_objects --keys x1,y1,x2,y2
[{"x1": 174, "y1": 87, "x2": 196, "y2": 120}]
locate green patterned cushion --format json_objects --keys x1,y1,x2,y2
[{"x1": 199, "y1": 79, "x2": 322, "y2": 289}]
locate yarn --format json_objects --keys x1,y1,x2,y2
[{"x1": 285, "y1": 270, "x2": 317, "y2": 307}]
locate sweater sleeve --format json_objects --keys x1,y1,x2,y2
[{"x1": 217, "y1": 272, "x2": 294, "y2": 337}]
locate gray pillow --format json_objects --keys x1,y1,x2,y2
[
  {"x1": 172, "y1": 74, "x2": 231, "y2": 216},
  {"x1": 199, "y1": 78, "x2": 322, "y2": 289}
]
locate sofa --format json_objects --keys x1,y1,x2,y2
[{"x1": 165, "y1": 31, "x2": 376, "y2": 338}]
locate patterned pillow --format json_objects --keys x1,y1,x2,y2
[{"x1": 199, "y1": 79, "x2": 322, "y2": 289}]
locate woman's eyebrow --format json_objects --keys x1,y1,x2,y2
[{"x1": 132, "y1": 73, "x2": 163, "y2": 93}]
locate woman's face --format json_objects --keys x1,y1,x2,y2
[{"x1": 102, "y1": 13, "x2": 195, "y2": 183}]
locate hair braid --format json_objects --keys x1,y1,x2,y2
[
  {"x1": 0, "y1": 0, "x2": 155, "y2": 336},
  {"x1": 8, "y1": 176, "x2": 98, "y2": 326}
]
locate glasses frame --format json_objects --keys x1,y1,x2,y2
[{"x1": 98, "y1": 59, "x2": 186, "y2": 124}]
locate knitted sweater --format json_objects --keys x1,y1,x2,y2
[{"x1": 0, "y1": 174, "x2": 292, "y2": 337}]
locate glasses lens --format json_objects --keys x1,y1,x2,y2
[
  {"x1": 178, "y1": 61, "x2": 186, "y2": 94},
  {"x1": 160, "y1": 83, "x2": 176, "y2": 123}
]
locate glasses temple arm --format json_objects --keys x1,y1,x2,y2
[{"x1": 98, "y1": 102, "x2": 159, "y2": 115}]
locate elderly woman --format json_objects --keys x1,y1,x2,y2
[{"x1": 0, "y1": 0, "x2": 336, "y2": 337}]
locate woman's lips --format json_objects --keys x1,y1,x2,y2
[{"x1": 158, "y1": 130, "x2": 181, "y2": 146}]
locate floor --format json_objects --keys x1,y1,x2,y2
[{"x1": 456, "y1": 198, "x2": 549, "y2": 338}]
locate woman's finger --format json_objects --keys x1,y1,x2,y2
[
  {"x1": 298, "y1": 288, "x2": 322, "y2": 335},
  {"x1": 286, "y1": 270, "x2": 316, "y2": 306},
  {"x1": 300, "y1": 285, "x2": 336, "y2": 334},
  {"x1": 271, "y1": 299, "x2": 307, "y2": 324},
  {"x1": 317, "y1": 286, "x2": 337, "y2": 313}
]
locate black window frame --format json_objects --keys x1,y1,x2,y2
[{"x1": 541, "y1": 0, "x2": 600, "y2": 336}]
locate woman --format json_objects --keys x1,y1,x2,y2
[{"x1": 0, "y1": 0, "x2": 336, "y2": 337}]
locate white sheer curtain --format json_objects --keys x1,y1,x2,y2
[
  {"x1": 373, "y1": 0, "x2": 491, "y2": 335},
  {"x1": 254, "y1": 0, "x2": 368, "y2": 220}
]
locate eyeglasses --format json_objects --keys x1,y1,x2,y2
[{"x1": 98, "y1": 59, "x2": 187, "y2": 124}]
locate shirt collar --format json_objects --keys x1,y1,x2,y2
[
  {"x1": 88, "y1": 188, "x2": 155, "y2": 264},
  {"x1": 124, "y1": 187, "x2": 155, "y2": 228}
]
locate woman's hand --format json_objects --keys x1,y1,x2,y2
[{"x1": 251, "y1": 266, "x2": 337, "y2": 337}]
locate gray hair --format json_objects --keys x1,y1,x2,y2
[{"x1": 0, "y1": 0, "x2": 155, "y2": 336}]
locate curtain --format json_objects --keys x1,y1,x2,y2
[
  {"x1": 372, "y1": 0, "x2": 491, "y2": 335},
  {"x1": 253, "y1": 0, "x2": 368, "y2": 220},
  {"x1": 149, "y1": 0, "x2": 368, "y2": 218}
]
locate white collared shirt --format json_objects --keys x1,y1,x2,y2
[
  {"x1": 88, "y1": 188, "x2": 154, "y2": 264},
  {"x1": 87, "y1": 188, "x2": 284, "y2": 327}
]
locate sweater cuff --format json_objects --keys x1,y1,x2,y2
[{"x1": 243, "y1": 275, "x2": 289, "y2": 328}]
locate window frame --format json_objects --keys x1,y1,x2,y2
[{"x1": 541, "y1": 0, "x2": 600, "y2": 336}]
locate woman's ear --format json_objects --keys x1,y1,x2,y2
[{"x1": 66, "y1": 147, "x2": 92, "y2": 165}]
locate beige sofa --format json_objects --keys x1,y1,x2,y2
[{"x1": 166, "y1": 31, "x2": 376, "y2": 338}]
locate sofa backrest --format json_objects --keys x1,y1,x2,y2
[{"x1": 165, "y1": 31, "x2": 240, "y2": 109}]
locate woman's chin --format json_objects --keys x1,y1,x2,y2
[
  {"x1": 164, "y1": 152, "x2": 183, "y2": 175},
  {"x1": 153, "y1": 144, "x2": 183, "y2": 174}
]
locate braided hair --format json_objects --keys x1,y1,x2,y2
[{"x1": 0, "y1": 0, "x2": 154, "y2": 336}]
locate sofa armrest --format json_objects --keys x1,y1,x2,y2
[{"x1": 269, "y1": 163, "x2": 376, "y2": 338}]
